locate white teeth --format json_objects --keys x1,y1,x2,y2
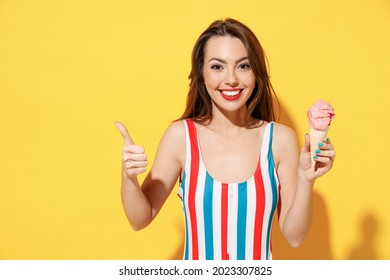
[{"x1": 221, "y1": 90, "x2": 241, "y2": 96}]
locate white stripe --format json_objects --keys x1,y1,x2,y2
[
  {"x1": 228, "y1": 183, "x2": 239, "y2": 260},
  {"x1": 195, "y1": 162, "x2": 207, "y2": 260},
  {"x1": 212, "y1": 180, "x2": 222, "y2": 260}
]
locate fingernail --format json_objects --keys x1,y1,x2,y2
[
  {"x1": 325, "y1": 137, "x2": 329, "y2": 142},
  {"x1": 315, "y1": 149, "x2": 321, "y2": 154},
  {"x1": 313, "y1": 155, "x2": 318, "y2": 159},
  {"x1": 318, "y1": 143, "x2": 324, "y2": 147}
]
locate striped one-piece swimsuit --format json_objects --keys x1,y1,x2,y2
[{"x1": 178, "y1": 119, "x2": 280, "y2": 260}]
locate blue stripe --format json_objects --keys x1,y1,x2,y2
[
  {"x1": 203, "y1": 172, "x2": 214, "y2": 260},
  {"x1": 181, "y1": 171, "x2": 189, "y2": 260},
  {"x1": 266, "y1": 122, "x2": 278, "y2": 260},
  {"x1": 237, "y1": 182, "x2": 248, "y2": 260}
]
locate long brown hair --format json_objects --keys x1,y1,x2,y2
[{"x1": 178, "y1": 18, "x2": 279, "y2": 126}]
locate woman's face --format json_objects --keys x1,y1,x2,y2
[{"x1": 203, "y1": 36, "x2": 256, "y2": 115}]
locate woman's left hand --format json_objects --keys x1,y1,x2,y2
[{"x1": 299, "y1": 133, "x2": 336, "y2": 181}]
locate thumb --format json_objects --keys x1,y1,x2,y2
[
  {"x1": 302, "y1": 133, "x2": 310, "y2": 153},
  {"x1": 115, "y1": 121, "x2": 135, "y2": 146}
]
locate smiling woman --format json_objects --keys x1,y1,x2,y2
[{"x1": 115, "y1": 18, "x2": 336, "y2": 260}]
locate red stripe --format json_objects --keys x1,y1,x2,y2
[
  {"x1": 277, "y1": 184, "x2": 281, "y2": 220},
  {"x1": 186, "y1": 120, "x2": 200, "y2": 260},
  {"x1": 253, "y1": 160, "x2": 265, "y2": 259},
  {"x1": 221, "y1": 183, "x2": 229, "y2": 260}
]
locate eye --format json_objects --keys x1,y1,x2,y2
[
  {"x1": 238, "y1": 63, "x2": 251, "y2": 70},
  {"x1": 211, "y1": 64, "x2": 224, "y2": 70}
]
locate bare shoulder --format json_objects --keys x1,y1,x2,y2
[
  {"x1": 271, "y1": 122, "x2": 299, "y2": 164},
  {"x1": 161, "y1": 120, "x2": 186, "y2": 143},
  {"x1": 156, "y1": 120, "x2": 186, "y2": 165},
  {"x1": 272, "y1": 122, "x2": 297, "y2": 143}
]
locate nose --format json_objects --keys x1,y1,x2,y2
[{"x1": 224, "y1": 68, "x2": 239, "y2": 87}]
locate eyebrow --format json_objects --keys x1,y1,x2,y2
[{"x1": 208, "y1": 57, "x2": 249, "y2": 64}]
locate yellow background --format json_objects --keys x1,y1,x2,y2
[{"x1": 0, "y1": 0, "x2": 389, "y2": 259}]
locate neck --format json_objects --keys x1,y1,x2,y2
[{"x1": 206, "y1": 103, "x2": 258, "y2": 134}]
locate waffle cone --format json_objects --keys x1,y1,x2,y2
[{"x1": 310, "y1": 126, "x2": 329, "y2": 167}]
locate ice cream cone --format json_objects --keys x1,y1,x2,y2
[{"x1": 310, "y1": 126, "x2": 329, "y2": 167}]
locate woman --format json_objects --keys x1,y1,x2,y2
[{"x1": 115, "y1": 18, "x2": 335, "y2": 260}]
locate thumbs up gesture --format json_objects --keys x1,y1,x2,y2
[{"x1": 115, "y1": 121, "x2": 148, "y2": 178}]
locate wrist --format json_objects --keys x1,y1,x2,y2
[
  {"x1": 122, "y1": 171, "x2": 138, "y2": 184},
  {"x1": 298, "y1": 168, "x2": 315, "y2": 187}
]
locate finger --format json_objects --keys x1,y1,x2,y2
[
  {"x1": 122, "y1": 145, "x2": 145, "y2": 155},
  {"x1": 318, "y1": 142, "x2": 334, "y2": 150},
  {"x1": 123, "y1": 153, "x2": 147, "y2": 162},
  {"x1": 302, "y1": 133, "x2": 310, "y2": 153},
  {"x1": 115, "y1": 121, "x2": 135, "y2": 146},
  {"x1": 124, "y1": 160, "x2": 148, "y2": 169},
  {"x1": 314, "y1": 149, "x2": 335, "y2": 157},
  {"x1": 313, "y1": 155, "x2": 333, "y2": 164}
]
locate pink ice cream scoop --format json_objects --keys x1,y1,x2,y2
[{"x1": 307, "y1": 100, "x2": 335, "y2": 130}]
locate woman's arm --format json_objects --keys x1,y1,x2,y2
[
  {"x1": 116, "y1": 121, "x2": 185, "y2": 231},
  {"x1": 273, "y1": 124, "x2": 335, "y2": 247}
]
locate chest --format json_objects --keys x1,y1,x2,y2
[{"x1": 197, "y1": 127, "x2": 264, "y2": 184}]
